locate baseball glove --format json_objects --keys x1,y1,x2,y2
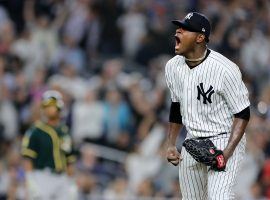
[{"x1": 183, "y1": 138, "x2": 226, "y2": 171}]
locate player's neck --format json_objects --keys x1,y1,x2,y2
[
  {"x1": 185, "y1": 47, "x2": 208, "y2": 68},
  {"x1": 45, "y1": 118, "x2": 61, "y2": 127}
]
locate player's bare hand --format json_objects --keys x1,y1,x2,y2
[{"x1": 166, "y1": 146, "x2": 182, "y2": 166}]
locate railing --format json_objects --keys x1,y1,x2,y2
[{"x1": 80, "y1": 142, "x2": 128, "y2": 163}]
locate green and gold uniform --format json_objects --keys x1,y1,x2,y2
[
  {"x1": 22, "y1": 90, "x2": 78, "y2": 200},
  {"x1": 22, "y1": 120, "x2": 76, "y2": 173}
]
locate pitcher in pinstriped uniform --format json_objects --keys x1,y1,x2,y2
[
  {"x1": 165, "y1": 12, "x2": 250, "y2": 200},
  {"x1": 21, "y1": 90, "x2": 78, "y2": 200}
]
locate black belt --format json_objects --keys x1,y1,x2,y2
[{"x1": 196, "y1": 132, "x2": 227, "y2": 140}]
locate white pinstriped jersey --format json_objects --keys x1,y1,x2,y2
[{"x1": 165, "y1": 49, "x2": 250, "y2": 138}]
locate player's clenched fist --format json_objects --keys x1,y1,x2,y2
[{"x1": 166, "y1": 146, "x2": 182, "y2": 166}]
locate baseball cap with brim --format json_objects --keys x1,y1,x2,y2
[
  {"x1": 42, "y1": 90, "x2": 64, "y2": 110},
  {"x1": 172, "y1": 12, "x2": 211, "y2": 42}
]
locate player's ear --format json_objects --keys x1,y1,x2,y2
[{"x1": 196, "y1": 34, "x2": 206, "y2": 43}]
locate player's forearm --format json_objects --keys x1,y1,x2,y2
[
  {"x1": 22, "y1": 158, "x2": 34, "y2": 172},
  {"x1": 167, "y1": 101, "x2": 183, "y2": 146},
  {"x1": 167, "y1": 122, "x2": 183, "y2": 146},
  {"x1": 224, "y1": 118, "x2": 249, "y2": 159}
]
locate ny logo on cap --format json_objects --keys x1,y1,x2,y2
[
  {"x1": 202, "y1": 28, "x2": 205, "y2": 32},
  {"x1": 185, "y1": 13, "x2": 193, "y2": 20}
]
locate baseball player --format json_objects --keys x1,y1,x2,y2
[
  {"x1": 21, "y1": 90, "x2": 77, "y2": 200},
  {"x1": 165, "y1": 12, "x2": 250, "y2": 199}
]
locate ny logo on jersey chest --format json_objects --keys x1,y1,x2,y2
[{"x1": 197, "y1": 83, "x2": 215, "y2": 104}]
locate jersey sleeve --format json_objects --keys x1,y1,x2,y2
[
  {"x1": 221, "y1": 66, "x2": 250, "y2": 114},
  {"x1": 165, "y1": 61, "x2": 178, "y2": 102},
  {"x1": 21, "y1": 128, "x2": 39, "y2": 159}
]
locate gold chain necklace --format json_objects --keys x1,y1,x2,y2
[{"x1": 185, "y1": 50, "x2": 207, "y2": 62}]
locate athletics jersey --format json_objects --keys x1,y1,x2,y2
[
  {"x1": 165, "y1": 49, "x2": 250, "y2": 138},
  {"x1": 21, "y1": 121, "x2": 76, "y2": 173}
]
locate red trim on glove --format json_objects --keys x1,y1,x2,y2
[{"x1": 216, "y1": 154, "x2": 226, "y2": 169}]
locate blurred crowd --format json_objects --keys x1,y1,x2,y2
[{"x1": 0, "y1": 0, "x2": 270, "y2": 199}]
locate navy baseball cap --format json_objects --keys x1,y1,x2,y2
[{"x1": 172, "y1": 12, "x2": 211, "y2": 42}]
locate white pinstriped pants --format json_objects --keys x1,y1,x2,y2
[{"x1": 179, "y1": 133, "x2": 246, "y2": 200}]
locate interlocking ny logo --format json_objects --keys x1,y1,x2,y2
[
  {"x1": 197, "y1": 83, "x2": 215, "y2": 104},
  {"x1": 185, "y1": 13, "x2": 193, "y2": 20}
]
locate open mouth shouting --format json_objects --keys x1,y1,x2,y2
[{"x1": 175, "y1": 36, "x2": 181, "y2": 51}]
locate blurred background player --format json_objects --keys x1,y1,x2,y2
[{"x1": 21, "y1": 90, "x2": 77, "y2": 200}]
